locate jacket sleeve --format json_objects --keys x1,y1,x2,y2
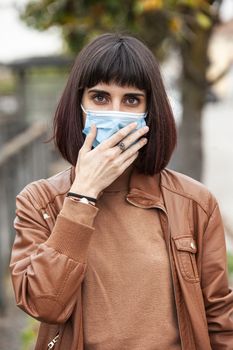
[
  {"x1": 201, "y1": 201, "x2": 233, "y2": 349},
  {"x1": 10, "y1": 188, "x2": 99, "y2": 324}
]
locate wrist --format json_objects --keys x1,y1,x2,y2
[
  {"x1": 67, "y1": 192, "x2": 96, "y2": 202},
  {"x1": 68, "y1": 196, "x2": 96, "y2": 206},
  {"x1": 69, "y1": 185, "x2": 99, "y2": 199}
]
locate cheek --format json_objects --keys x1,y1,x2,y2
[{"x1": 143, "y1": 98, "x2": 147, "y2": 113}]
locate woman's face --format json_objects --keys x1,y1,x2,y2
[{"x1": 81, "y1": 82, "x2": 146, "y2": 124}]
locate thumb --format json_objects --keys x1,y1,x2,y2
[{"x1": 83, "y1": 124, "x2": 97, "y2": 151}]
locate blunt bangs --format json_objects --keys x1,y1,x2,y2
[
  {"x1": 79, "y1": 38, "x2": 151, "y2": 92},
  {"x1": 52, "y1": 33, "x2": 177, "y2": 175}
]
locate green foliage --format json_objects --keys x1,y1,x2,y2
[
  {"x1": 20, "y1": 0, "x2": 138, "y2": 53},
  {"x1": 21, "y1": 317, "x2": 39, "y2": 350},
  {"x1": 228, "y1": 253, "x2": 233, "y2": 276},
  {"x1": 19, "y1": 0, "x2": 222, "y2": 54},
  {"x1": 0, "y1": 71, "x2": 16, "y2": 95},
  {"x1": 196, "y1": 11, "x2": 212, "y2": 29},
  {"x1": 0, "y1": 79, "x2": 16, "y2": 95}
]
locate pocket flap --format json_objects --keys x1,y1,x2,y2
[{"x1": 173, "y1": 236, "x2": 197, "y2": 253}]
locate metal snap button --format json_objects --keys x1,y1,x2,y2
[
  {"x1": 43, "y1": 212, "x2": 50, "y2": 220},
  {"x1": 190, "y1": 241, "x2": 196, "y2": 250}
]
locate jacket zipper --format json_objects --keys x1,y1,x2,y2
[{"x1": 47, "y1": 334, "x2": 59, "y2": 349}]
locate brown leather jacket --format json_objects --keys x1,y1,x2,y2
[{"x1": 10, "y1": 166, "x2": 233, "y2": 350}]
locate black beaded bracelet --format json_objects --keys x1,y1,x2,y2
[{"x1": 66, "y1": 192, "x2": 97, "y2": 203}]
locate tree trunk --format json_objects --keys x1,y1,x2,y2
[
  {"x1": 174, "y1": 86, "x2": 203, "y2": 181},
  {"x1": 172, "y1": 26, "x2": 213, "y2": 181}
]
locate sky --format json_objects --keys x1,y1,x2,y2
[
  {"x1": 0, "y1": 0, "x2": 62, "y2": 63},
  {"x1": 0, "y1": 0, "x2": 233, "y2": 63}
]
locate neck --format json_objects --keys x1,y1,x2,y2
[{"x1": 104, "y1": 163, "x2": 135, "y2": 192}]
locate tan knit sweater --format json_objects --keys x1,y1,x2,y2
[{"x1": 66, "y1": 166, "x2": 180, "y2": 350}]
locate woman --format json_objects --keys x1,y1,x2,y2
[{"x1": 10, "y1": 33, "x2": 233, "y2": 350}]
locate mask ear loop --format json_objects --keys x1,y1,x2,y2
[{"x1": 81, "y1": 104, "x2": 87, "y2": 113}]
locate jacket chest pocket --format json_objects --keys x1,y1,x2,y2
[{"x1": 172, "y1": 236, "x2": 199, "y2": 283}]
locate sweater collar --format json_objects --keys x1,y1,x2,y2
[{"x1": 126, "y1": 167, "x2": 165, "y2": 209}]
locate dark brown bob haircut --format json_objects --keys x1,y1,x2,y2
[{"x1": 53, "y1": 33, "x2": 177, "y2": 175}]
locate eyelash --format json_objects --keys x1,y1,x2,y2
[
  {"x1": 126, "y1": 96, "x2": 140, "y2": 105},
  {"x1": 91, "y1": 94, "x2": 107, "y2": 103},
  {"x1": 91, "y1": 93, "x2": 140, "y2": 105}
]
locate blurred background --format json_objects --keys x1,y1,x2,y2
[{"x1": 0, "y1": 0, "x2": 233, "y2": 349}]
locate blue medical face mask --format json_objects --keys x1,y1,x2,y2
[{"x1": 81, "y1": 105, "x2": 147, "y2": 148}]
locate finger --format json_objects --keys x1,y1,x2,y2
[
  {"x1": 115, "y1": 125, "x2": 149, "y2": 154},
  {"x1": 82, "y1": 124, "x2": 97, "y2": 151},
  {"x1": 118, "y1": 137, "x2": 148, "y2": 162},
  {"x1": 100, "y1": 122, "x2": 137, "y2": 149},
  {"x1": 119, "y1": 151, "x2": 139, "y2": 173},
  {"x1": 125, "y1": 126, "x2": 149, "y2": 148}
]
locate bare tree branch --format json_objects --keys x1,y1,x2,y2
[{"x1": 208, "y1": 61, "x2": 233, "y2": 86}]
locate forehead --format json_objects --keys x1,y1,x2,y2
[{"x1": 86, "y1": 82, "x2": 146, "y2": 95}]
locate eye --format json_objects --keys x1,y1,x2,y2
[
  {"x1": 124, "y1": 95, "x2": 140, "y2": 105},
  {"x1": 91, "y1": 93, "x2": 108, "y2": 104}
]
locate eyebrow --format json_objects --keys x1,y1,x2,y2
[{"x1": 88, "y1": 89, "x2": 145, "y2": 97}]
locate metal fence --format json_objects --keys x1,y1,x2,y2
[{"x1": 0, "y1": 121, "x2": 50, "y2": 313}]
